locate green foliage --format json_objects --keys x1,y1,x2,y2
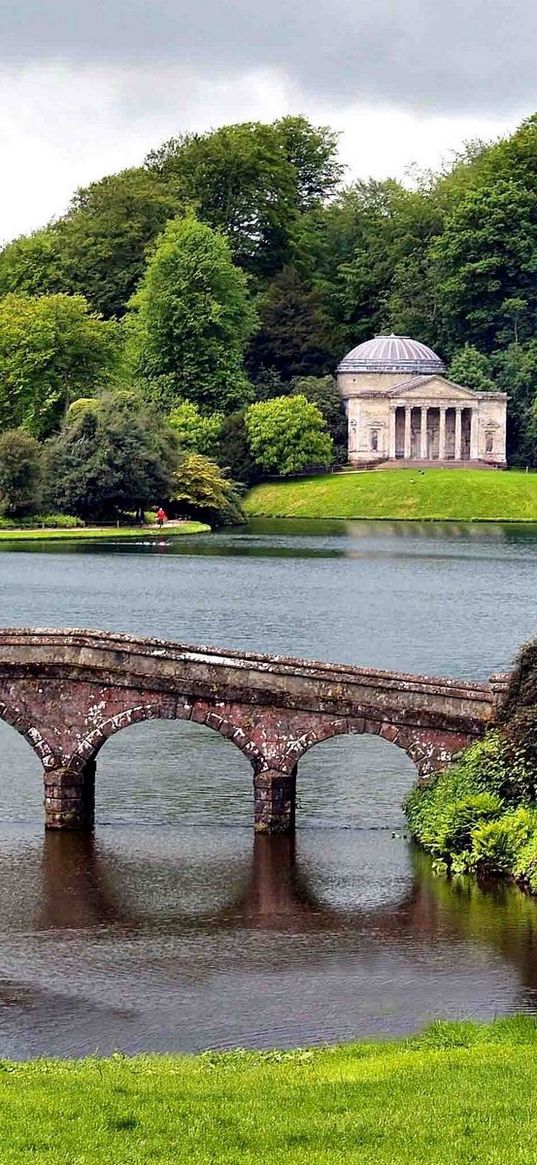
[
  {"x1": 0, "y1": 430, "x2": 42, "y2": 517},
  {"x1": 470, "y1": 808, "x2": 537, "y2": 874},
  {"x1": 404, "y1": 742, "x2": 505, "y2": 858},
  {"x1": 431, "y1": 179, "x2": 537, "y2": 351},
  {"x1": 437, "y1": 794, "x2": 504, "y2": 856},
  {"x1": 129, "y1": 216, "x2": 257, "y2": 413},
  {"x1": 146, "y1": 116, "x2": 342, "y2": 278},
  {"x1": 246, "y1": 266, "x2": 334, "y2": 384},
  {"x1": 0, "y1": 172, "x2": 182, "y2": 320},
  {"x1": 55, "y1": 168, "x2": 182, "y2": 318},
  {"x1": 246, "y1": 395, "x2": 333, "y2": 476},
  {"x1": 405, "y1": 691, "x2": 537, "y2": 892},
  {"x1": 0, "y1": 229, "x2": 65, "y2": 298},
  {"x1": 168, "y1": 401, "x2": 223, "y2": 456},
  {"x1": 0, "y1": 513, "x2": 82, "y2": 529},
  {"x1": 214, "y1": 409, "x2": 256, "y2": 487},
  {"x1": 290, "y1": 375, "x2": 348, "y2": 462},
  {"x1": 170, "y1": 453, "x2": 244, "y2": 526},
  {"x1": 448, "y1": 344, "x2": 496, "y2": 392},
  {"x1": 44, "y1": 390, "x2": 179, "y2": 520},
  {"x1": 0, "y1": 294, "x2": 120, "y2": 439}
]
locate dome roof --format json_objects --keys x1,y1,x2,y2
[{"x1": 337, "y1": 334, "x2": 445, "y2": 375}]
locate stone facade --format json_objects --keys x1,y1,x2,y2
[
  {"x1": 0, "y1": 627, "x2": 509, "y2": 834},
  {"x1": 337, "y1": 336, "x2": 508, "y2": 467}
]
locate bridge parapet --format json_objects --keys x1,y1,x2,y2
[{"x1": 0, "y1": 628, "x2": 511, "y2": 833}]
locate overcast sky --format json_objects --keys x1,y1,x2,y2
[{"x1": 0, "y1": 0, "x2": 533, "y2": 244}]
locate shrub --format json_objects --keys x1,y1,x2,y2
[
  {"x1": 0, "y1": 513, "x2": 82, "y2": 529},
  {"x1": 438, "y1": 794, "x2": 503, "y2": 855},
  {"x1": 405, "y1": 774, "x2": 502, "y2": 860},
  {"x1": 470, "y1": 808, "x2": 537, "y2": 875},
  {"x1": 513, "y1": 835, "x2": 537, "y2": 893}
]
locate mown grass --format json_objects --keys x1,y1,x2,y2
[
  {"x1": 0, "y1": 521, "x2": 210, "y2": 543},
  {"x1": 244, "y1": 468, "x2": 537, "y2": 521},
  {"x1": 3, "y1": 1018, "x2": 537, "y2": 1163}
]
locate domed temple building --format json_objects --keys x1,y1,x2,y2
[{"x1": 336, "y1": 335, "x2": 507, "y2": 467}]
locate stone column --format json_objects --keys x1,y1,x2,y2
[
  {"x1": 438, "y1": 407, "x2": 446, "y2": 461},
  {"x1": 470, "y1": 409, "x2": 479, "y2": 460},
  {"x1": 44, "y1": 758, "x2": 96, "y2": 830},
  {"x1": 388, "y1": 407, "x2": 396, "y2": 459},
  {"x1": 454, "y1": 407, "x2": 462, "y2": 461},
  {"x1": 419, "y1": 406, "x2": 428, "y2": 459},
  {"x1": 254, "y1": 767, "x2": 296, "y2": 834},
  {"x1": 404, "y1": 407, "x2": 412, "y2": 460}
]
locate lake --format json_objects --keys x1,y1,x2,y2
[{"x1": 1, "y1": 518, "x2": 537, "y2": 1057}]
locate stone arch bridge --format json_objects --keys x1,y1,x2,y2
[{"x1": 0, "y1": 628, "x2": 510, "y2": 833}]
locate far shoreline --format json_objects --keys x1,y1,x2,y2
[{"x1": 0, "y1": 521, "x2": 210, "y2": 543}]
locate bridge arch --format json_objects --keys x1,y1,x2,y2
[
  {"x1": 0, "y1": 627, "x2": 503, "y2": 833},
  {"x1": 70, "y1": 698, "x2": 265, "y2": 775},
  {"x1": 287, "y1": 716, "x2": 471, "y2": 780},
  {"x1": 0, "y1": 701, "x2": 53, "y2": 768}
]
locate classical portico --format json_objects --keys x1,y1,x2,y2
[{"x1": 337, "y1": 335, "x2": 508, "y2": 467}]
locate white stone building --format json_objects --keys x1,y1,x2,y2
[{"x1": 336, "y1": 335, "x2": 507, "y2": 467}]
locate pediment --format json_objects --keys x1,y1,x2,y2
[{"x1": 387, "y1": 376, "x2": 479, "y2": 402}]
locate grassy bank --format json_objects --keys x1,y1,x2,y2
[
  {"x1": 244, "y1": 467, "x2": 537, "y2": 521},
  {"x1": 0, "y1": 521, "x2": 210, "y2": 542},
  {"x1": 2, "y1": 1019, "x2": 537, "y2": 1162}
]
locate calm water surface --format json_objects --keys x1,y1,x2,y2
[{"x1": 1, "y1": 518, "x2": 537, "y2": 1057}]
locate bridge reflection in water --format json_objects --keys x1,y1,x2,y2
[
  {"x1": 36, "y1": 830, "x2": 537, "y2": 992},
  {"x1": 0, "y1": 825, "x2": 535, "y2": 1056}
]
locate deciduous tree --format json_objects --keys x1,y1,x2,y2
[
  {"x1": 170, "y1": 453, "x2": 244, "y2": 526},
  {"x1": 246, "y1": 395, "x2": 333, "y2": 476},
  {"x1": 0, "y1": 294, "x2": 120, "y2": 439},
  {"x1": 129, "y1": 217, "x2": 257, "y2": 413},
  {"x1": 44, "y1": 391, "x2": 179, "y2": 520}
]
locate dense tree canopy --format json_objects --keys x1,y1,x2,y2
[
  {"x1": 168, "y1": 400, "x2": 223, "y2": 456},
  {"x1": 146, "y1": 116, "x2": 341, "y2": 278},
  {"x1": 45, "y1": 391, "x2": 179, "y2": 520},
  {"x1": 128, "y1": 216, "x2": 257, "y2": 413},
  {"x1": 0, "y1": 294, "x2": 120, "y2": 439},
  {"x1": 5, "y1": 112, "x2": 537, "y2": 473},
  {"x1": 246, "y1": 395, "x2": 333, "y2": 476},
  {"x1": 447, "y1": 345, "x2": 496, "y2": 393}
]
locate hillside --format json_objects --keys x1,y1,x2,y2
[{"x1": 244, "y1": 468, "x2": 537, "y2": 522}]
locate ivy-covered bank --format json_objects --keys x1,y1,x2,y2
[{"x1": 405, "y1": 641, "x2": 537, "y2": 891}]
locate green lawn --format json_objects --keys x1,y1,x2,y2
[
  {"x1": 0, "y1": 521, "x2": 210, "y2": 543},
  {"x1": 244, "y1": 468, "x2": 537, "y2": 521},
  {"x1": 2, "y1": 1019, "x2": 537, "y2": 1163}
]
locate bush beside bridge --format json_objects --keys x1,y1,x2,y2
[{"x1": 405, "y1": 639, "x2": 537, "y2": 891}]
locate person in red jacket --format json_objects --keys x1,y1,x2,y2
[{"x1": 156, "y1": 507, "x2": 167, "y2": 529}]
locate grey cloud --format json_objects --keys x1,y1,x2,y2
[{"x1": 0, "y1": 0, "x2": 535, "y2": 115}]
